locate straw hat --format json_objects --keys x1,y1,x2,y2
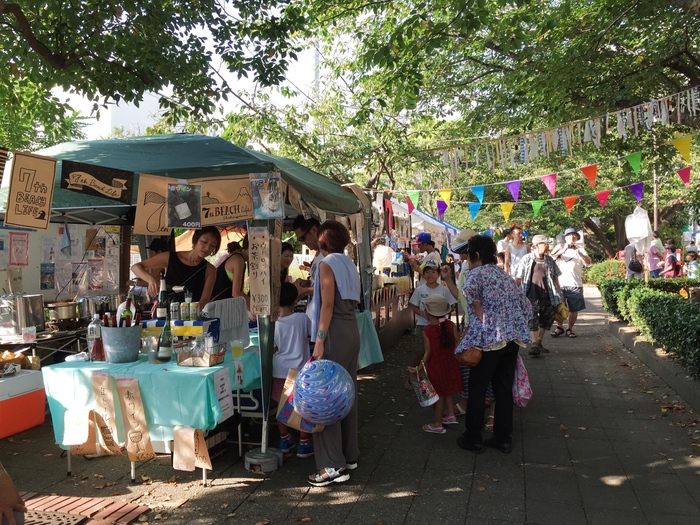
[
  {"x1": 423, "y1": 295, "x2": 452, "y2": 317},
  {"x1": 451, "y1": 228, "x2": 478, "y2": 254}
]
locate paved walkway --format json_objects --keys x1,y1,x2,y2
[{"x1": 3, "y1": 286, "x2": 700, "y2": 524}]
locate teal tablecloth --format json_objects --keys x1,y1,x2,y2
[{"x1": 42, "y1": 349, "x2": 260, "y2": 445}]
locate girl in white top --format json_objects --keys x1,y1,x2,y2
[{"x1": 505, "y1": 227, "x2": 530, "y2": 277}]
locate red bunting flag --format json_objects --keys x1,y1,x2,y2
[
  {"x1": 580, "y1": 164, "x2": 597, "y2": 189},
  {"x1": 563, "y1": 196, "x2": 577, "y2": 214},
  {"x1": 677, "y1": 166, "x2": 691, "y2": 187},
  {"x1": 541, "y1": 173, "x2": 557, "y2": 197},
  {"x1": 596, "y1": 190, "x2": 611, "y2": 209},
  {"x1": 406, "y1": 196, "x2": 415, "y2": 214}
]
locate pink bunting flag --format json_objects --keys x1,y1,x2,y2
[
  {"x1": 677, "y1": 166, "x2": 691, "y2": 187},
  {"x1": 406, "y1": 195, "x2": 415, "y2": 214},
  {"x1": 580, "y1": 164, "x2": 597, "y2": 190},
  {"x1": 563, "y1": 196, "x2": 577, "y2": 214},
  {"x1": 541, "y1": 173, "x2": 557, "y2": 197},
  {"x1": 629, "y1": 182, "x2": 644, "y2": 203},
  {"x1": 596, "y1": 190, "x2": 611, "y2": 209},
  {"x1": 437, "y1": 199, "x2": 448, "y2": 220},
  {"x1": 505, "y1": 180, "x2": 520, "y2": 202}
]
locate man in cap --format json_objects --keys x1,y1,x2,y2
[
  {"x1": 408, "y1": 232, "x2": 442, "y2": 285},
  {"x1": 514, "y1": 234, "x2": 562, "y2": 356},
  {"x1": 550, "y1": 228, "x2": 591, "y2": 338}
]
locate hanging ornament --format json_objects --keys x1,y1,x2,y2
[
  {"x1": 470, "y1": 185, "x2": 485, "y2": 203},
  {"x1": 580, "y1": 164, "x2": 598, "y2": 190},
  {"x1": 563, "y1": 196, "x2": 578, "y2": 214},
  {"x1": 438, "y1": 189, "x2": 452, "y2": 207},
  {"x1": 596, "y1": 190, "x2": 611, "y2": 209},
  {"x1": 541, "y1": 173, "x2": 557, "y2": 197},
  {"x1": 505, "y1": 180, "x2": 520, "y2": 202},
  {"x1": 625, "y1": 152, "x2": 642, "y2": 174},
  {"x1": 671, "y1": 136, "x2": 691, "y2": 163},
  {"x1": 407, "y1": 190, "x2": 420, "y2": 212},
  {"x1": 677, "y1": 166, "x2": 691, "y2": 187},
  {"x1": 531, "y1": 200, "x2": 544, "y2": 217},
  {"x1": 468, "y1": 202, "x2": 482, "y2": 220},
  {"x1": 500, "y1": 203, "x2": 514, "y2": 222},
  {"x1": 629, "y1": 182, "x2": 644, "y2": 203}
]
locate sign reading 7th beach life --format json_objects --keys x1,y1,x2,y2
[
  {"x1": 4, "y1": 152, "x2": 57, "y2": 230},
  {"x1": 61, "y1": 160, "x2": 134, "y2": 204}
]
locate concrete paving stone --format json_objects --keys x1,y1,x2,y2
[
  {"x1": 575, "y1": 473, "x2": 640, "y2": 510},
  {"x1": 406, "y1": 469, "x2": 472, "y2": 523},
  {"x1": 603, "y1": 427, "x2": 655, "y2": 444},
  {"x1": 520, "y1": 420, "x2": 567, "y2": 438},
  {"x1": 522, "y1": 436, "x2": 571, "y2": 466},
  {"x1": 645, "y1": 513, "x2": 700, "y2": 525},
  {"x1": 632, "y1": 488, "x2": 700, "y2": 519},
  {"x1": 467, "y1": 486, "x2": 526, "y2": 522},
  {"x1": 611, "y1": 442, "x2": 679, "y2": 475},
  {"x1": 584, "y1": 506, "x2": 649, "y2": 525},
  {"x1": 526, "y1": 499, "x2": 587, "y2": 525},
  {"x1": 524, "y1": 465, "x2": 582, "y2": 506}
]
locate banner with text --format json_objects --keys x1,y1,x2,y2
[{"x1": 61, "y1": 160, "x2": 134, "y2": 204}]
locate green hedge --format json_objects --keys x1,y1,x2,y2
[
  {"x1": 583, "y1": 260, "x2": 626, "y2": 284},
  {"x1": 598, "y1": 277, "x2": 700, "y2": 378}
]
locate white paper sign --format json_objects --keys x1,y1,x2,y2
[{"x1": 214, "y1": 367, "x2": 234, "y2": 423}]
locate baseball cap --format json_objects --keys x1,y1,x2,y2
[
  {"x1": 422, "y1": 295, "x2": 452, "y2": 317},
  {"x1": 412, "y1": 232, "x2": 432, "y2": 244},
  {"x1": 531, "y1": 234, "x2": 549, "y2": 245},
  {"x1": 451, "y1": 228, "x2": 478, "y2": 254},
  {"x1": 563, "y1": 227, "x2": 580, "y2": 240},
  {"x1": 422, "y1": 259, "x2": 440, "y2": 270},
  {"x1": 147, "y1": 238, "x2": 169, "y2": 252}
]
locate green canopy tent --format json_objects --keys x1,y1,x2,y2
[
  {"x1": 0, "y1": 134, "x2": 373, "y2": 468},
  {"x1": 1, "y1": 133, "x2": 362, "y2": 224}
]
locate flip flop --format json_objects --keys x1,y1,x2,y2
[
  {"x1": 442, "y1": 415, "x2": 458, "y2": 425},
  {"x1": 565, "y1": 329, "x2": 577, "y2": 338},
  {"x1": 422, "y1": 424, "x2": 446, "y2": 434},
  {"x1": 551, "y1": 326, "x2": 565, "y2": 337}
]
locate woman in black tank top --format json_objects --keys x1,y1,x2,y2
[{"x1": 131, "y1": 227, "x2": 221, "y2": 308}]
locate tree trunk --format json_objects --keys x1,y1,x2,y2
[
  {"x1": 583, "y1": 217, "x2": 617, "y2": 259},
  {"x1": 613, "y1": 215, "x2": 627, "y2": 254}
]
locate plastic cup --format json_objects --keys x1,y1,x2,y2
[{"x1": 231, "y1": 340, "x2": 244, "y2": 359}]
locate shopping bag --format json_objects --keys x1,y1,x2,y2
[
  {"x1": 512, "y1": 354, "x2": 533, "y2": 408},
  {"x1": 411, "y1": 362, "x2": 439, "y2": 407},
  {"x1": 276, "y1": 368, "x2": 325, "y2": 433},
  {"x1": 554, "y1": 300, "x2": 569, "y2": 324}
]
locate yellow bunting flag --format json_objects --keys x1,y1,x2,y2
[
  {"x1": 500, "y1": 203, "x2": 514, "y2": 222},
  {"x1": 671, "y1": 136, "x2": 691, "y2": 163},
  {"x1": 438, "y1": 189, "x2": 452, "y2": 206}
]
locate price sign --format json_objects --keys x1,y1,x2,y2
[{"x1": 248, "y1": 228, "x2": 271, "y2": 315}]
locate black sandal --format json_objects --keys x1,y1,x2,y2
[
  {"x1": 308, "y1": 467, "x2": 350, "y2": 487},
  {"x1": 565, "y1": 329, "x2": 577, "y2": 338},
  {"x1": 550, "y1": 326, "x2": 565, "y2": 337}
]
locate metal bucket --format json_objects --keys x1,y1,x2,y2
[{"x1": 102, "y1": 326, "x2": 142, "y2": 363}]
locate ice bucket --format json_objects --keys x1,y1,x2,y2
[{"x1": 101, "y1": 326, "x2": 142, "y2": 363}]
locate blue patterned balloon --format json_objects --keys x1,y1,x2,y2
[{"x1": 293, "y1": 359, "x2": 355, "y2": 426}]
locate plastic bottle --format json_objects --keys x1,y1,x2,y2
[
  {"x1": 155, "y1": 306, "x2": 173, "y2": 363},
  {"x1": 156, "y1": 271, "x2": 168, "y2": 320},
  {"x1": 87, "y1": 314, "x2": 104, "y2": 361}
]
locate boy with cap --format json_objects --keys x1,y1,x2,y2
[{"x1": 550, "y1": 228, "x2": 591, "y2": 338}]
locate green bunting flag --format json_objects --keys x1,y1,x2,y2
[
  {"x1": 625, "y1": 152, "x2": 642, "y2": 174},
  {"x1": 531, "y1": 200, "x2": 544, "y2": 217},
  {"x1": 407, "y1": 190, "x2": 420, "y2": 210}
]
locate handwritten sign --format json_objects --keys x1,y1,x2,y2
[
  {"x1": 5, "y1": 152, "x2": 56, "y2": 230},
  {"x1": 116, "y1": 378, "x2": 156, "y2": 462},
  {"x1": 248, "y1": 228, "x2": 271, "y2": 315},
  {"x1": 61, "y1": 160, "x2": 133, "y2": 204}
]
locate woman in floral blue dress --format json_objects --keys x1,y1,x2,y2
[{"x1": 455, "y1": 235, "x2": 532, "y2": 454}]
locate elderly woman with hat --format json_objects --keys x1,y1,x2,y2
[
  {"x1": 513, "y1": 234, "x2": 562, "y2": 356},
  {"x1": 550, "y1": 228, "x2": 591, "y2": 338}
]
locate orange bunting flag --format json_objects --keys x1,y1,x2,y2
[
  {"x1": 541, "y1": 173, "x2": 557, "y2": 197},
  {"x1": 671, "y1": 136, "x2": 691, "y2": 163},
  {"x1": 500, "y1": 203, "x2": 514, "y2": 222},
  {"x1": 563, "y1": 196, "x2": 577, "y2": 214},
  {"x1": 677, "y1": 166, "x2": 691, "y2": 187},
  {"x1": 580, "y1": 164, "x2": 597, "y2": 189},
  {"x1": 596, "y1": 190, "x2": 610, "y2": 209},
  {"x1": 438, "y1": 189, "x2": 452, "y2": 207}
]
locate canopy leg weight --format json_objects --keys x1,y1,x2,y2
[{"x1": 244, "y1": 448, "x2": 282, "y2": 473}]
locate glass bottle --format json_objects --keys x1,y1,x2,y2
[
  {"x1": 87, "y1": 313, "x2": 104, "y2": 361},
  {"x1": 171, "y1": 190, "x2": 192, "y2": 220},
  {"x1": 120, "y1": 295, "x2": 133, "y2": 327},
  {"x1": 155, "y1": 306, "x2": 173, "y2": 363},
  {"x1": 156, "y1": 271, "x2": 168, "y2": 320}
]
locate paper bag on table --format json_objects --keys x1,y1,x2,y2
[
  {"x1": 173, "y1": 426, "x2": 212, "y2": 471},
  {"x1": 275, "y1": 368, "x2": 325, "y2": 434}
]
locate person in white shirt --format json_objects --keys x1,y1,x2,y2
[
  {"x1": 293, "y1": 216, "x2": 324, "y2": 322},
  {"x1": 550, "y1": 227, "x2": 591, "y2": 338},
  {"x1": 406, "y1": 232, "x2": 442, "y2": 285},
  {"x1": 496, "y1": 228, "x2": 512, "y2": 254},
  {"x1": 273, "y1": 282, "x2": 313, "y2": 458},
  {"x1": 504, "y1": 226, "x2": 529, "y2": 278},
  {"x1": 686, "y1": 238, "x2": 698, "y2": 253}
]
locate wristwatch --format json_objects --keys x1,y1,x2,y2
[{"x1": 316, "y1": 330, "x2": 327, "y2": 340}]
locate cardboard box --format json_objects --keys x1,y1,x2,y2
[{"x1": 0, "y1": 370, "x2": 46, "y2": 439}]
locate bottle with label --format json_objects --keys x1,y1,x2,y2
[
  {"x1": 156, "y1": 271, "x2": 168, "y2": 320},
  {"x1": 87, "y1": 314, "x2": 104, "y2": 361},
  {"x1": 171, "y1": 190, "x2": 192, "y2": 220},
  {"x1": 120, "y1": 295, "x2": 133, "y2": 327},
  {"x1": 155, "y1": 306, "x2": 173, "y2": 363}
]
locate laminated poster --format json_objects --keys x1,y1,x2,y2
[
  {"x1": 167, "y1": 182, "x2": 202, "y2": 229},
  {"x1": 9, "y1": 232, "x2": 28, "y2": 266},
  {"x1": 250, "y1": 172, "x2": 284, "y2": 219},
  {"x1": 40, "y1": 263, "x2": 55, "y2": 290}
]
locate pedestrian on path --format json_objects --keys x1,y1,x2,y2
[
  {"x1": 624, "y1": 241, "x2": 643, "y2": 279},
  {"x1": 454, "y1": 235, "x2": 532, "y2": 455},
  {"x1": 514, "y1": 235, "x2": 562, "y2": 356},
  {"x1": 550, "y1": 227, "x2": 591, "y2": 339},
  {"x1": 409, "y1": 295, "x2": 462, "y2": 434},
  {"x1": 504, "y1": 225, "x2": 529, "y2": 278}
]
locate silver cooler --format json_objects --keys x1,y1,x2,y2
[{"x1": 0, "y1": 294, "x2": 46, "y2": 335}]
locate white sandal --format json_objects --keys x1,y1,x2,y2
[
  {"x1": 308, "y1": 467, "x2": 350, "y2": 487},
  {"x1": 484, "y1": 415, "x2": 495, "y2": 432}
]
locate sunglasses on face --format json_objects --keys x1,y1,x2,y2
[{"x1": 298, "y1": 227, "x2": 313, "y2": 242}]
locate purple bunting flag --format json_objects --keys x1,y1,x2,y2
[
  {"x1": 437, "y1": 199, "x2": 448, "y2": 220},
  {"x1": 505, "y1": 180, "x2": 520, "y2": 202},
  {"x1": 629, "y1": 182, "x2": 644, "y2": 203}
]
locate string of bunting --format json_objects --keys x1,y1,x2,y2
[{"x1": 402, "y1": 137, "x2": 693, "y2": 220}]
